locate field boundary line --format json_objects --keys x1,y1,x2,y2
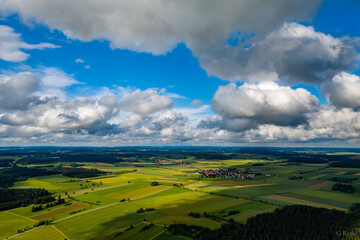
[
  {"x1": 53, "y1": 186, "x2": 174, "y2": 223},
  {"x1": 5, "y1": 226, "x2": 45, "y2": 240},
  {"x1": 71, "y1": 183, "x2": 133, "y2": 197},
  {"x1": 149, "y1": 230, "x2": 165, "y2": 240},
  {"x1": 51, "y1": 225, "x2": 69, "y2": 240},
  {"x1": 5, "y1": 211, "x2": 37, "y2": 222},
  {"x1": 30, "y1": 204, "x2": 88, "y2": 219},
  {"x1": 234, "y1": 183, "x2": 277, "y2": 188},
  {"x1": 5, "y1": 186, "x2": 174, "y2": 240},
  {"x1": 268, "y1": 195, "x2": 347, "y2": 211}
]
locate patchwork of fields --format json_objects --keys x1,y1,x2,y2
[{"x1": 1, "y1": 151, "x2": 360, "y2": 240}]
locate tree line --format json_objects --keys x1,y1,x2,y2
[
  {"x1": 167, "y1": 204, "x2": 359, "y2": 240},
  {"x1": 0, "y1": 188, "x2": 54, "y2": 211},
  {"x1": 0, "y1": 165, "x2": 58, "y2": 187},
  {"x1": 32, "y1": 195, "x2": 66, "y2": 212},
  {"x1": 332, "y1": 183, "x2": 354, "y2": 193},
  {"x1": 59, "y1": 166, "x2": 106, "y2": 178}
]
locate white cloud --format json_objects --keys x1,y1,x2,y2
[
  {"x1": 323, "y1": 72, "x2": 360, "y2": 109},
  {"x1": 0, "y1": 69, "x2": 83, "y2": 111},
  {"x1": 2, "y1": 1, "x2": 358, "y2": 84},
  {"x1": 1, "y1": 0, "x2": 334, "y2": 82},
  {"x1": 39, "y1": 67, "x2": 82, "y2": 88},
  {"x1": 242, "y1": 107, "x2": 360, "y2": 143},
  {"x1": 175, "y1": 105, "x2": 209, "y2": 116},
  {"x1": 163, "y1": 92, "x2": 186, "y2": 99},
  {"x1": 174, "y1": 105, "x2": 211, "y2": 127},
  {"x1": 0, "y1": 25, "x2": 59, "y2": 62},
  {"x1": 0, "y1": 96, "x2": 118, "y2": 133},
  {"x1": 1, "y1": 1, "x2": 359, "y2": 85},
  {"x1": 118, "y1": 114, "x2": 142, "y2": 128},
  {"x1": 75, "y1": 58, "x2": 84, "y2": 63},
  {"x1": 190, "y1": 99, "x2": 203, "y2": 106},
  {"x1": 0, "y1": 72, "x2": 41, "y2": 110},
  {"x1": 199, "y1": 116, "x2": 254, "y2": 132},
  {"x1": 211, "y1": 82, "x2": 319, "y2": 126},
  {"x1": 199, "y1": 22, "x2": 360, "y2": 83},
  {"x1": 119, "y1": 89, "x2": 173, "y2": 115}
]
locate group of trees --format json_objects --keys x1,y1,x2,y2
[
  {"x1": 224, "y1": 210, "x2": 240, "y2": 217},
  {"x1": 136, "y1": 208, "x2": 155, "y2": 213},
  {"x1": 332, "y1": 183, "x2": 354, "y2": 193},
  {"x1": 0, "y1": 165, "x2": 58, "y2": 187},
  {"x1": 332, "y1": 177, "x2": 357, "y2": 183},
  {"x1": 188, "y1": 212, "x2": 201, "y2": 218},
  {"x1": 31, "y1": 195, "x2": 65, "y2": 212},
  {"x1": 0, "y1": 188, "x2": 54, "y2": 211},
  {"x1": 17, "y1": 220, "x2": 51, "y2": 234},
  {"x1": 0, "y1": 159, "x2": 13, "y2": 167},
  {"x1": 60, "y1": 166, "x2": 105, "y2": 178},
  {"x1": 150, "y1": 181, "x2": 159, "y2": 186},
  {"x1": 168, "y1": 205, "x2": 358, "y2": 240},
  {"x1": 329, "y1": 158, "x2": 360, "y2": 168},
  {"x1": 140, "y1": 223, "x2": 154, "y2": 232}
]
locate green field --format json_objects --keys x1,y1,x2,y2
[
  {"x1": 0, "y1": 211, "x2": 37, "y2": 239},
  {"x1": 11, "y1": 225, "x2": 67, "y2": 240},
  {"x1": 2, "y1": 151, "x2": 359, "y2": 239}
]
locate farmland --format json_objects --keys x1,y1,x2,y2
[{"x1": 0, "y1": 147, "x2": 360, "y2": 239}]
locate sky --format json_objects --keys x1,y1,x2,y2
[{"x1": 0, "y1": 0, "x2": 359, "y2": 147}]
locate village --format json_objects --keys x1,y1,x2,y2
[{"x1": 198, "y1": 169, "x2": 256, "y2": 179}]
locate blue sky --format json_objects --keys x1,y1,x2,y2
[
  {"x1": 0, "y1": 0, "x2": 359, "y2": 146},
  {"x1": 0, "y1": 16, "x2": 224, "y2": 106}
]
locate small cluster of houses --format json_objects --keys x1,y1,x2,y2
[
  {"x1": 198, "y1": 169, "x2": 255, "y2": 179},
  {"x1": 289, "y1": 175, "x2": 307, "y2": 181},
  {"x1": 154, "y1": 159, "x2": 191, "y2": 165}
]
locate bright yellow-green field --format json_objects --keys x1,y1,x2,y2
[
  {"x1": 11, "y1": 225, "x2": 67, "y2": 240},
  {"x1": 106, "y1": 185, "x2": 171, "y2": 200},
  {"x1": 296, "y1": 189, "x2": 360, "y2": 203},
  {"x1": 0, "y1": 211, "x2": 37, "y2": 239},
  {"x1": 15, "y1": 175, "x2": 90, "y2": 193},
  {"x1": 259, "y1": 195, "x2": 347, "y2": 211}
]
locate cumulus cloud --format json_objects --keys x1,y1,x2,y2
[
  {"x1": 2, "y1": 1, "x2": 358, "y2": 83},
  {"x1": 118, "y1": 114, "x2": 143, "y2": 129},
  {"x1": 38, "y1": 67, "x2": 81, "y2": 88},
  {"x1": 2, "y1": 98, "x2": 360, "y2": 145},
  {"x1": 119, "y1": 89, "x2": 172, "y2": 115},
  {"x1": 264, "y1": 23, "x2": 360, "y2": 83},
  {"x1": 0, "y1": 69, "x2": 180, "y2": 143},
  {"x1": 199, "y1": 22, "x2": 360, "y2": 83},
  {"x1": 0, "y1": 25, "x2": 59, "y2": 62},
  {"x1": 149, "y1": 110, "x2": 187, "y2": 131},
  {"x1": 0, "y1": 68, "x2": 82, "y2": 103},
  {"x1": 307, "y1": 107, "x2": 360, "y2": 139},
  {"x1": 1, "y1": 0, "x2": 336, "y2": 82},
  {"x1": 0, "y1": 72, "x2": 42, "y2": 110},
  {"x1": 323, "y1": 72, "x2": 360, "y2": 109},
  {"x1": 0, "y1": 96, "x2": 117, "y2": 134},
  {"x1": 1, "y1": 0, "x2": 316, "y2": 52},
  {"x1": 241, "y1": 107, "x2": 360, "y2": 143},
  {"x1": 211, "y1": 82, "x2": 319, "y2": 126},
  {"x1": 199, "y1": 116, "x2": 254, "y2": 132}
]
